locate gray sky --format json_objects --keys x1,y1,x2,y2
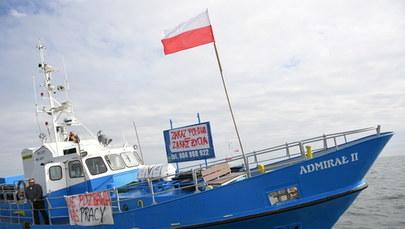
[{"x1": 1, "y1": 0, "x2": 404, "y2": 176}]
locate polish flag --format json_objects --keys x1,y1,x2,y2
[{"x1": 162, "y1": 10, "x2": 215, "y2": 55}]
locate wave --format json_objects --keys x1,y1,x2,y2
[{"x1": 334, "y1": 155, "x2": 405, "y2": 228}]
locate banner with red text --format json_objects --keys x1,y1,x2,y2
[
  {"x1": 65, "y1": 190, "x2": 114, "y2": 226},
  {"x1": 164, "y1": 122, "x2": 215, "y2": 163}
]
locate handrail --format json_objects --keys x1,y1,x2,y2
[{"x1": 178, "y1": 126, "x2": 379, "y2": 171}]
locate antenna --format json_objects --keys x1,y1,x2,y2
[
  {"x1": 132, "y1": 121, "x2": 145, "y2": 163},
  {"x1": 62, "y1": 56, "x2": 71, "y2": 99},
  {"x1": 32, "y1": 75, "x2": 43, "y2": 135},
  {"x1": 37, "y1": 40, "x2": 60, "y2": 144},
  {"x1": 33, "y1": 41, "x2": 96, "y2": 150}
]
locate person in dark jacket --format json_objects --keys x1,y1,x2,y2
[{"x1": 25, "y1": 178, "x2": 50, "y2": 225}]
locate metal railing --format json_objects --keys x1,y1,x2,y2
[
  {"x1": 0, "y1": 199, "x2": 33, "y2": 224},
  {"x1": 242, "y1": 126, "x2": 380, "y2": 175},
  {"x1": 179, "y1": 126, "x2": 380, "y2": 176},
  {"x1": 0, "y1": 126, "x2": 381, "y2": 224}
]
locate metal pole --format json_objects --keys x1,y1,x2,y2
[
  {"x1": 212, "y1": 42, "x2": 250, "y2": 177},
  {"x1": 132, "y1": 121, "x2": 145, "y2": 163},
  {"x1": 114, "y1": 188, "x2": 122, "y2": 213},
  {"x1": 76, "y1": 139, "x2": 89, "y2": 192},
  {"x1": 148, "y1": 179, "x2": 157, "y2": 205},
  {"x1": 197, "y1": 113, "x2": 201, "y2": 124},
  {"x1": 169, "y1": 119, "x2": 179, "y2": 173},
  {"x1": 192, "y1": 168, "x2": 200, "y2": 193},
  {"x1": 45, "y1": 197, "x2": 52, "y2": 225}
]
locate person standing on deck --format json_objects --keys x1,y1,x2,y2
[{"x1": 25, "y1": 178, "x2": 50, "y2": 225}]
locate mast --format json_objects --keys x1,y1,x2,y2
[
  {"x1": 37, "y1": 41, "x2": 60, "y2": 143},
  {"x1": 35, "y1": 41, "x2": 95, "y2": 147}
]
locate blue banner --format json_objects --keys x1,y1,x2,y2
[{"x1": 163, "y1": 122, "x2": 215, "y2": 163}]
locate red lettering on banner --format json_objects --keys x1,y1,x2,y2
[
  {"x1": 171, "y1": 130, "x2": 187, "y2": 140},
  {"x1": 67, "y1": 196, "x2": 76, "y2": 208},
  {"x1": 188, "y1": 126, "x2": 207, "y2": 136},
  {"x1": 69, "y1": 208, "x2": 80, "y2": 222},
  {"x1": 67, "y1": 196, "x2": 79, "y2": 222},
  {"x1": 191, "y1": 137, "x2": 208, "y2": 147},
  {"x1": 171, "y1": 136, "x2": 209, "y2": 149},
  {"x1": 77, "y1": 191, "x2": 112, "y2": 207}
]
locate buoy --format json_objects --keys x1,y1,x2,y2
[
  {"x1": 306, "y1": 145, "x2": 313, "y2": 159},
  {"x1": 257, "y1": 164, "x2": 266, "y2": 174}
]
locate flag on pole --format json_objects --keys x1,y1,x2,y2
[
  {"x1": 162, "y1": 10, "x2": 215, "y2": 55},
  {"x1": 161, "y1": 10, "x2": 248, "y2": 170}
]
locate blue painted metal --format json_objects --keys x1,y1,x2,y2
[
  {"x1": 0, "y1": 131, "x2": 393, "y2": 228},
  {"x1": 0, "y1": 175, "x2": 25, "y2": 184},
  {"x1": 109, "y1": 132, "x2": 392, "y2": 229}
]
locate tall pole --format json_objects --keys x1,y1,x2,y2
[
  {"x1": 37, "y1": 41, "x2": 60, "y2": 147},
  {"x1": 212, "y1": 42, "x2": 250, "y2": 176}
]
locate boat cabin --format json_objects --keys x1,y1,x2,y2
[{"x1": 20, "y1": 139, "x2": 143, "y2": 196}]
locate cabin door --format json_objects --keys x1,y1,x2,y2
[{"x1": 45, "y1": 162, "x2": 67, "y2": 194}]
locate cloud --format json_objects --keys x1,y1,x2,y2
[
  {"x1": 0, "y1": 0, "x2": 404, "y2": 176},
  {"x1": 9, "y1": 9, "x2": 27, "y2": 17}
]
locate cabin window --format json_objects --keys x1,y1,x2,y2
[
  {"x1": 49, "y1": 166, "x2": 62, "y2": 181},
  {"x1": 105, "y1": 154, "x2": 126, "y2": 171},
  {"x1": 63, "y1": 147, "x2": 77, "y2": 155},
  {"x1": 268, "y1": 186, "x2": 300, "y2": 205},
  {"x1": 69, "y1": 160, "x2": 84, "y2": 178},
  {"x1": 86, "y1": 157, "x2": 108, "y2": 175},
  {"x1": 120, "y1": 152, "x2": 139, "y2": 167}
]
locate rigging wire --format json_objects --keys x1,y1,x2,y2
[{"x1": 32, "y1": 75, "x2": 43, "y2": 135}]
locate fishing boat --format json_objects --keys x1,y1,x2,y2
[{"x1": 0, "y1": 43, "x2": 393, "y2": 229}]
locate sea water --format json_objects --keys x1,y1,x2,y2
[{"x1": 334, "y1": 155, "x2": 405, "y2": 229}]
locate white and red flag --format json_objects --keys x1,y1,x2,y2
[
  {"x1": 161, "y1": 10, "x2": 247, "y2": 163},
  {"x1": 162, "y1": 10, "x2": 215, "y2": 55}
]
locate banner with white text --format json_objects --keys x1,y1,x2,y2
[
  {"x1": 65, "y1": 190, "x2": 114, "y2": 226},
  {"x1": 163, "y1": 122, "x2": 215, "y2": 163}
]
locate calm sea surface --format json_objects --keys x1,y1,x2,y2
[{"x1": 334, "y1": 155, "x2": 405, "y2": 229}]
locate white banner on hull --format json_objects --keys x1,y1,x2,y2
[{"x1": 65, "y1": 190, "x2": 114, "y2": 226}]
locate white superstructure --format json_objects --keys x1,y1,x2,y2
[{"x1": 21, "y1": 42, "x2": 145, "y2": 195}]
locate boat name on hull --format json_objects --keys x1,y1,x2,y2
[{"x1": 300, "y1": 152, "x2": 359, "y2": 174}]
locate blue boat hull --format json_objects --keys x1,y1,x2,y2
[
  {"x1": 13, "y1": 184, "x2": 362, "y2": 229},
  {"x1": 109, "y1": 132, "x2": 391, "y2": 229},
  {"x1": 0, "y1": 132, "x2": 393, "y2": 229},
  {"x1": 191, "y1": 184, "x2": 366, "y2": 229}
]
